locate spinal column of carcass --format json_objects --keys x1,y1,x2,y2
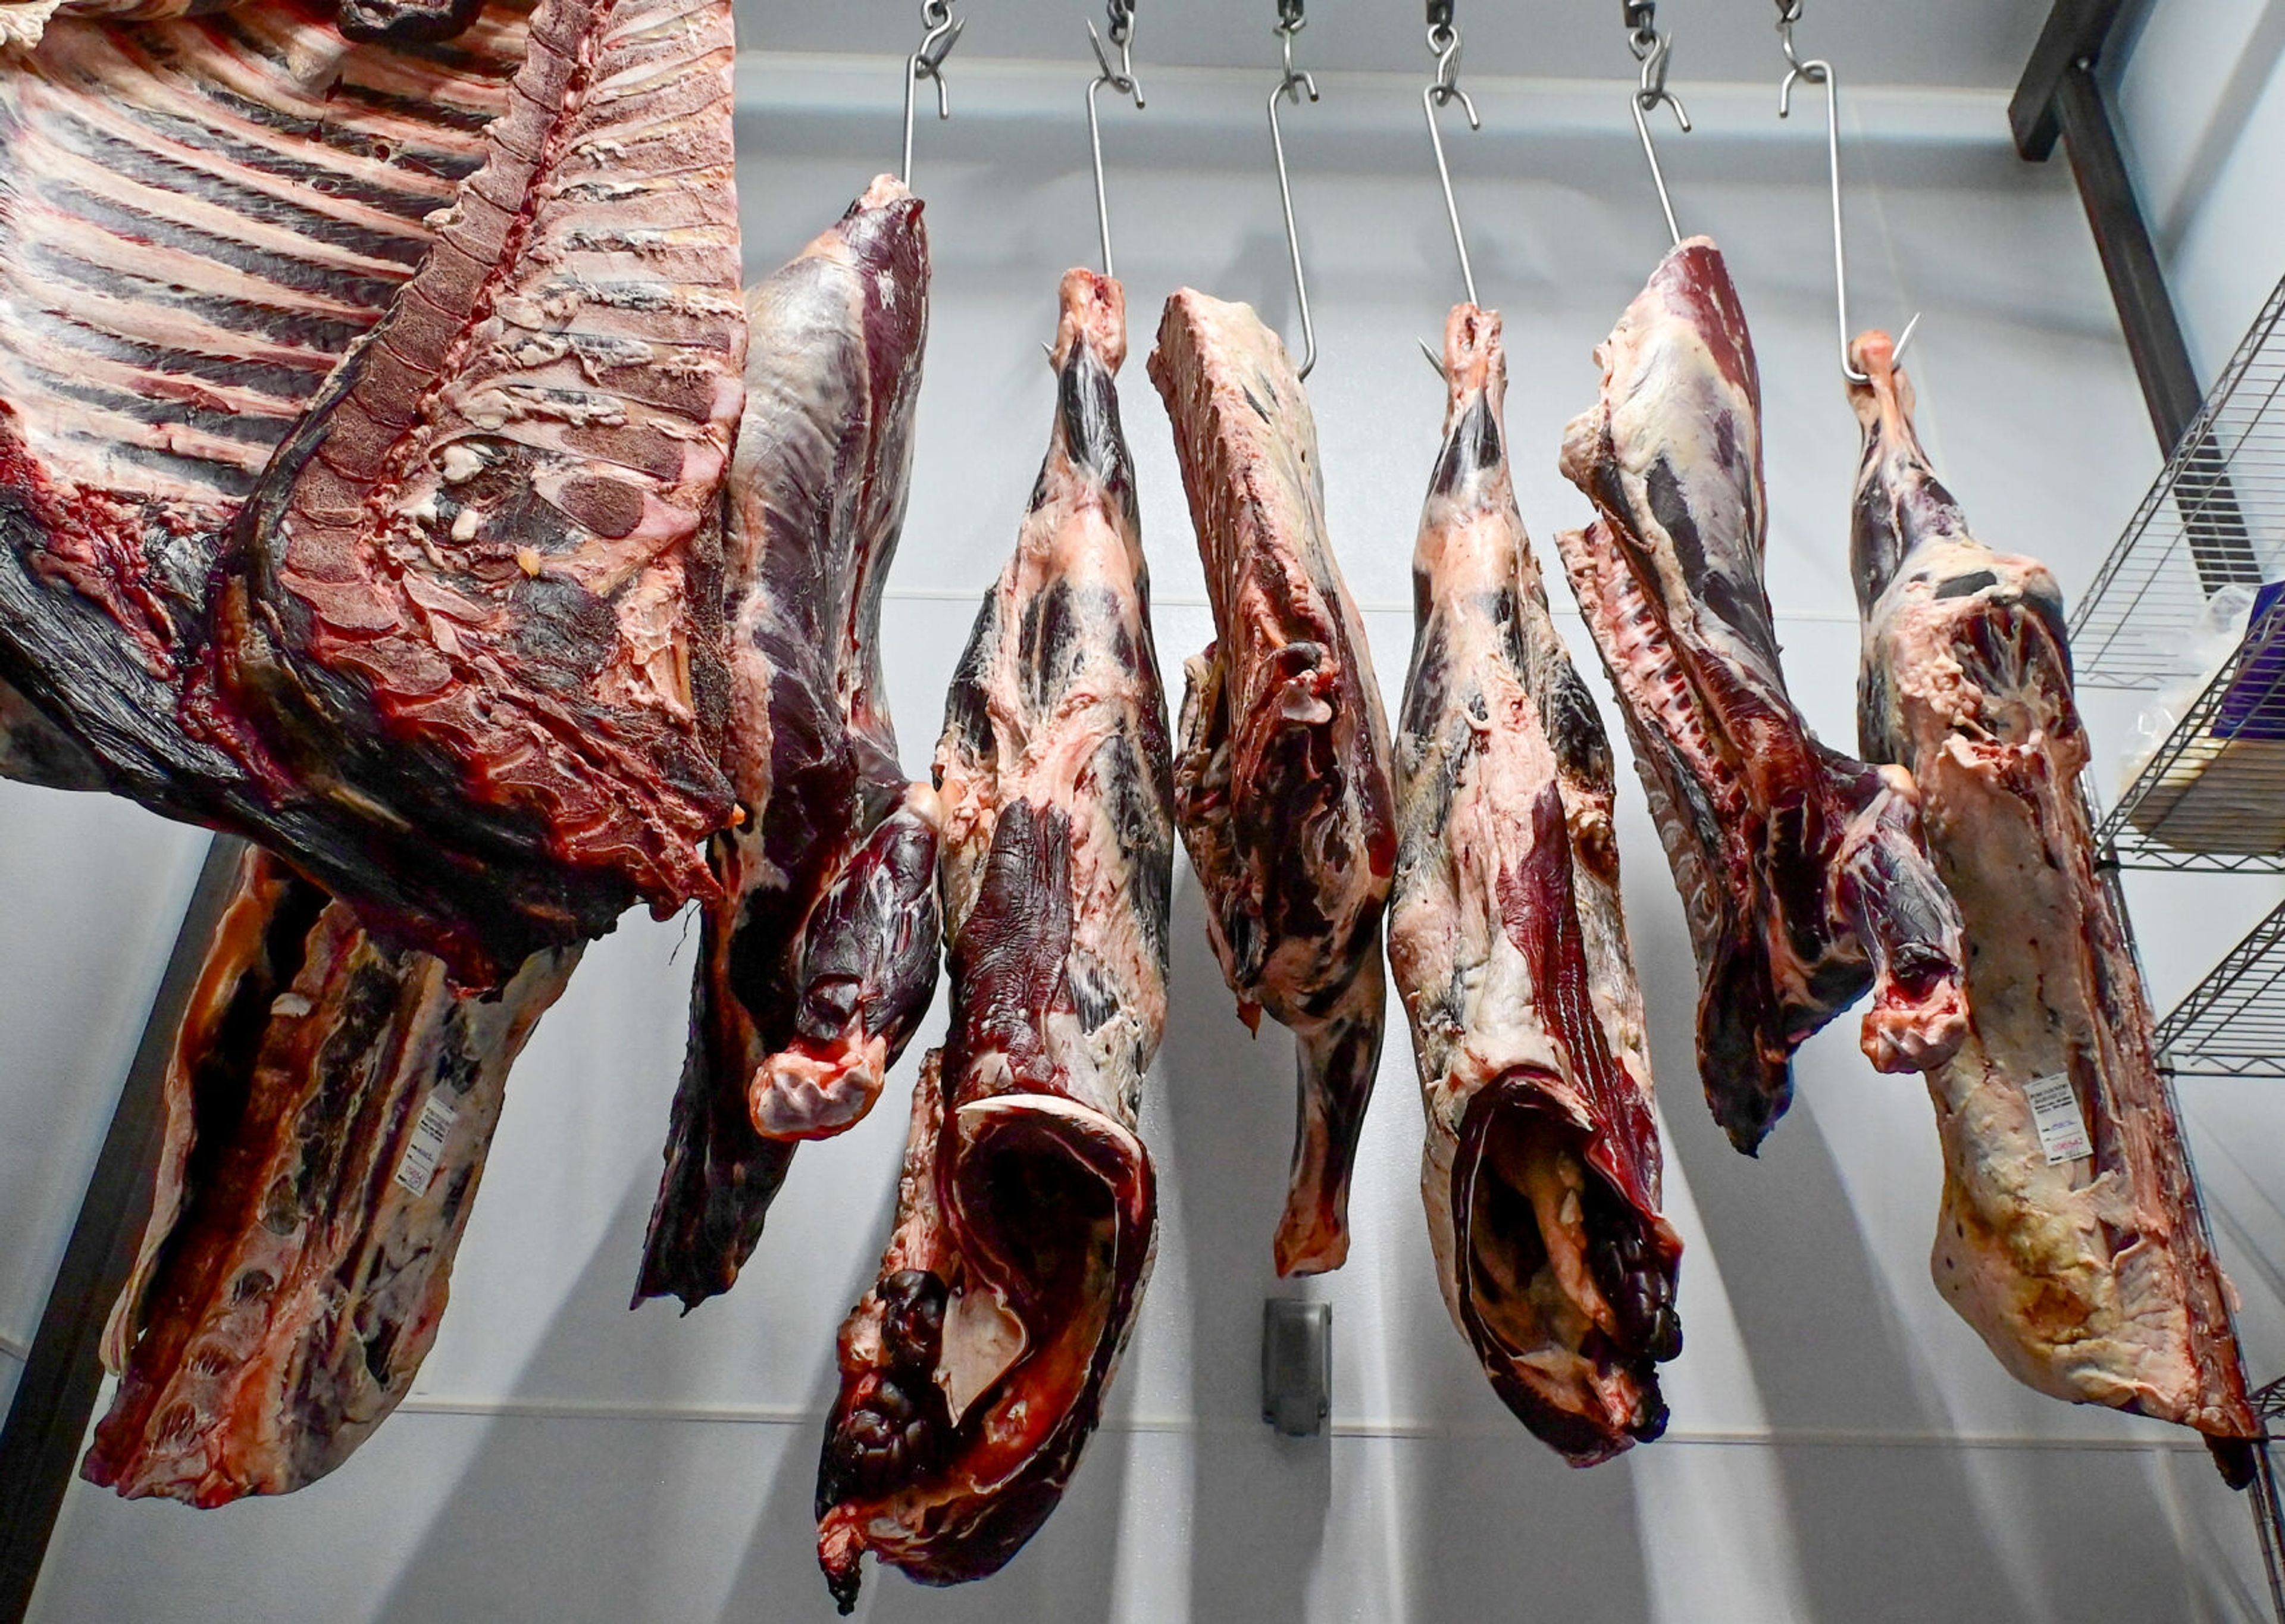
[
  {"x1": 0, "y1": 0, "x2": 568, "y2": 978},
  {"x1": 637, "y1": 176, "x2": 941, "y2": 1312},
  {"x1": 212, "y1": 0, "x2": 748, "y2": 985},
  {"x1": 1390, "y1": 304, "x2": 1683, "y2": 1467},
  {"x1": 815, "y1": 270, "x2": 1172, "y2": 1612},
  {"x1": 1555, "y1": 237, "x2": 1967, "y2": 1152},
  {"x1": 1848, "y1": 329, "x2": 2258, "y2": 1483},
  {"x1": 1147, "y1": 287, "x2": 1395, "y2": 1276}
]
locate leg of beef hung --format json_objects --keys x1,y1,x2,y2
[
  {"x1": 1390, "y1": 306, "x2": 1682, "y2": 1466},
  {"x1": 1553, "y1": 238, "x2": 1968, "y2": 1151},
  {"x1": 1147, "y1": 289, "x2": 1395, "y2": 1276},
  {"x1": 637, "y1": 177, "x2": 942, "y2": 1310},
  {"x1": 1848, "y1": 331, "x2": 2259, "y2": 1484},
  {"x1": 816, "y1": 271, "x2": 1171, "y2": 1611},
  {"x1": 0, "y1": 0, "x2": 747, "y2": 985},
  {"x1": 81, "y1": 846, "x2": 576, "y2": 1506}
]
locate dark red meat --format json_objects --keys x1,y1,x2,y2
[
  {"x1": 1554, "y1": 239, "x2": 1968, "y2": 1151},
  {"x1": 817, "y1": 271, "x2": 1169, "y2": 1610},
  {"x1": 638, "y1": 177, "x2": 941, "y2": 1310}
]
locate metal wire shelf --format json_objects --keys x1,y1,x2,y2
[
  {"x1": 2154, "y1": 899, "x2": 2285, "y2": 1080},
  {"x1": 2072, "y1": 270, "x2": 2285, "y2": 691},
  {"x1": 2098, "y1": 587, "x2": 2285, "y2": 871}
]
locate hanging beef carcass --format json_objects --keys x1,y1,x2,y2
[
  {"x1": 638, "y1": 177, "x2": 941, "y2": 1310},
  {"x1": 1390, "y1": 305, "x2": 1682, "y2": 1465},
  {"x1": 1847, "y1": 330, "x2": 2259, "y2": 1484},
  {"x1": 816, "y1": 271, "x2": 1170, "y2": 1610},
  {"x1": 1553, "y1": 239, "x2": 1968, "y2": 1151},
  {"x1": 83, "y1": 846, "x2": 575, "y2": 1505},
  {"x1": 0, "y1": 0, "x2": 746, "y2": 986},
  {"x1": 1147, "y1": 288, "x2": 1394, "y2": 1276}
]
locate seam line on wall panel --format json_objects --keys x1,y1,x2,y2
[
  {"x1": 875, "y1": 586, "x2": 1867, "y2": 625},
  {"x1": 0, "y1": 1331, "x2": 27, "y2": 1363},
  {"x1": 393, "y1": 1395, "x2": 2211, "y2": 1453}
]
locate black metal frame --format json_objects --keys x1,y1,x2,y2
[
  {"x1": 2018, "y1": 7, "x2": 2285, "y2": 1610},
  {"x1": 0, "y1": 4, "x2": 2260, "y2": 1618},
  {"x1": 0, "y1": 839, "x2": 240, "y2": 1623}
]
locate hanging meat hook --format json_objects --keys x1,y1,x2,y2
[
  {"x1": 1087, "y1": 0, "x2": 1147, "y2": 277},
  {"x1": 1266, "y1": 1, "x2": 1322, "y2": 378},
  {"x1": 900, "y1": 0, "x2": 965, "y2": 184},
  {"x1": 1625, "y1": 2, "x2": 1691, "y2": 248},
  {"x1": 1416, "y1": 3, "x2": 1483, "y2": 376},
  {"x1": 1774, "y1": 0, "x2": 1919, "y2": 383},
  {"x1": 1423, "y1": 8, "x2": 1482, "y2": 308}
]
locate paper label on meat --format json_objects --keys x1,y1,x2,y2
[
  {"x1": 395, "y1": 1094, "x2": 462, "y2": 1196},
  {"x1": 2023, "y1": 1074, "x2": 2092, "y2": 1165}
]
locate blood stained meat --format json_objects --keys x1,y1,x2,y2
[
  {"x1": 638, "y1": 176, "x2": 941, "y2": 1311},
  {"x1": 1391, "y1": 305, "x2": 1681, "y2": 1465},
  {"x1": 1555, "y1": 238, "x2": 1968, "y2": 1150},
  {"x1": 816, "y1": 271, "x2": 1171, "y2": 1610},
  {"x1": 1148, "y1": 287, "x2": 1395, "y2": 1275},
  {"x1": 84, "y1": 846, "x2": 574, "y2": 1505}
]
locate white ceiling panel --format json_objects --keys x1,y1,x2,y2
[{"x1": 738, "y1": 0, "x2": 2053, "y2": 90}]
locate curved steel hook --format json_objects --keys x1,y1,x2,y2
[
  {"x1": 1268, "y1": 18, "x2": 1322, "y2": 378},
  {"x1": 900, "y1": 0, "x2": 964, "y2": 184},
  {"x1": 1087, "y1": 8, "x2": 1146, "y2": 279},
  {"x1": 1630, "y1": 26, "x2": 1692, "y2": 248},
  {"x1": 1777, "y1": 4, "x2": 1919, "y2": 383},
  {"x1": 1422, "y1": 21, "x2": 1482, "y2": 310}
]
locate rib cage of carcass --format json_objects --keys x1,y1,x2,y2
[
  {"x1": 0, "y1": 0, "x2": 747, "y2": 988},
  {"x1": 0, "y1": 0, "x2": 748, "y2": 1501}
]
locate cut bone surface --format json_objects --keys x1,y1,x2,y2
[
  {"x1": 1390, "y1": 304, "x2": 1682, "y2": 1467},
  {"x1": 1847, "y1": 328, "x2": 2258, "y2": 1482},
  {"x1": 637, "y1": 176, "x2": 943, "y2": 1312},
  {"x1": 1148, "y1": 286, "x2": 1395, "y2": 1276},
  {"x1": 816, "y1": 271, "x2": 1171, "y2": 1612},
  {"x1": 1554, "y1": 237, "x2": 1967, "y2": 1151}
]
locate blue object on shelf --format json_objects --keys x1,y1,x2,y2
[{"x1": 2215, "y1": 580, "x2": 2285, "y2": 741}]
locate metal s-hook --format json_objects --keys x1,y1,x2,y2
[
  {"x1": 1087, "y1": 0, "x2": 1145, "y2": 278},
  {"x1": 1422, "y1": 11, "x2": 1482, "y2": 310},
  {"x1": 900, "y1": 0, "x2": 964, "y2": 184},
  {"x1": 1775, "y1": 0, "x2": 1919, "y2": 383},
  {"x1": 1267, "y1": 4, "x2": 1322, "y2": 378},
  {"x1": 1626, "y1": 10, "x2": 1692, "y2": 248}
]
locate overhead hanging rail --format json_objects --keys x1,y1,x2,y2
[
  {"x1": 1087, "y1": 0, "x2": 1145, "y2": 279},
  {"x1": 1267, "y1": 0, "x2": 1322, "y2": 378},
  {"x1": 1771, "y1": 0, "x2": 1918, "y2": 383},
  {"x1": 900, "y1": 0, "x2": 965, "y2": 184},
  {"x1": 1622, "y1": 0, "x2": 1690, "y2": 247}
]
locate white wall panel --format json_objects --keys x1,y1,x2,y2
[{"x1": 10, "y1": 45, "x2": 2280, "y2": 1624}]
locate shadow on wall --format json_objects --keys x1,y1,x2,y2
[{"x1": 1160, "y1": 863, "x2": 1334, "y2": 1624}]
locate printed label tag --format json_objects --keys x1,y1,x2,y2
[
  {"x1": 2024, "y1": 1072, "x2": 2093, "y2": 1165},
  {"x1": 393, "y1": 1093, "x2": 460, "y2": 1196}
]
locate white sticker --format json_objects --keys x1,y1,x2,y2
[
  {"x1": 393, "y1": 1093, "x2": 461, "y2": 1196},
  {"x1": 2024, "y1": 1072, "x2": 2093, "y2": 1165}
]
